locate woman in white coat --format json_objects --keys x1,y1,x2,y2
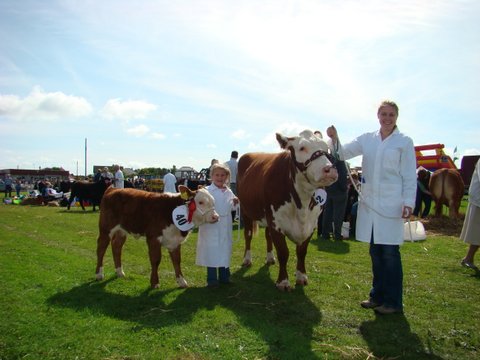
[
  {"x1": 327, "y1": 100, "x2": 417, "y2": 314},
  {"x1": 196, "y1": 163, "x2": 239, "y2": 287},
  {"x1": 460, "y1": 158, "x2": 480, "y2": 271}
]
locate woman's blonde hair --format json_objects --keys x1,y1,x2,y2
[{"x1": 377, "y1": 100, "x2": 399, "y2": 116}]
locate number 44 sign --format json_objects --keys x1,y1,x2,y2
[{"x1": 172, "y1": 205, "x2": 195, "y2": 231}]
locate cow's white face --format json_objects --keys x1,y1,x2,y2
[
  {"x1": 191, "y1": 188, "x2": 219, "y2": 225},
  {"x1": 276, "y1": 129, "x2": 338, "y2": 187}
]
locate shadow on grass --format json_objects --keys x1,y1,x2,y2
[
  {"x1": 360, "y1": 313, "x2": 444, "y2": 359},
  {"x1": 48, "y1": 265, "x2": 321, "y2": 359},
  {"x1": 310, "y1": 235, "x2": 351, "y2": 255},
  {"x1": 58, "y1": 209, "x2": 99, "y2": 215}
]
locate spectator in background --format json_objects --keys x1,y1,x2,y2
[
  {"x1": 322, "y1": 156, "x2": 348, "y2": 241},
  {"x1": 113, "y1": 165, "x2": 124, "y2": 189},
  {"x1": 94, "y1": 168, "x2": 102, "y2": 182},
  {"x1": 314, "y1": 130, "x2": 324, "y2": 237},
  {"x1": 345, "y1": 171, "x2": 360, "y2": 238},
  {"x1": 413, "y1": 167, "x2": 432, "y2": 218},
  {"x1": 225, "y1": 151, "x2": 240, "y2": 224},
  {"x1": 163, "y1": 171, "x2": 177, "y2": 193},
  {"x1": 4, "y1": 175, "x2": 13, "y2": 197},
  {"x1": 225, "y1": 151, "x2": 239, "y2": 195},
  {"x1": 102, "y1": 167, "x2": 113, "y2": 180},
  {"x1": 205, "y1": 159, "x2": 219, "y2": 186},
  {"x1": 15, "y1": 180, "x2": 22, "y2": 197},
  {"x1": 460, "y1": 159, "x2": 480, "y2": 272}
]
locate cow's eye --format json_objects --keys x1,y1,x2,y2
[
  {"x1": 300, "y1": 146, "x2": 305, "y2": 152},
  {"x1": 198, "y1": 201, "x2": 204, "y2": 205}
]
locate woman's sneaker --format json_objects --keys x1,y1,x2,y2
[
  {"x1": 360, "y1": 298, "x2": 380, "y2": 309},
  {"x1": 461, "y1": 259, "x2": 479, "y2": 271}
]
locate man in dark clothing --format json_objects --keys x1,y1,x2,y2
[
  {"x1": 345, "y1": 172, "x2": 360, "y2": 238},
  {"x1": 94, "y1": 169, "x2": 102, "y2": 182},
  {"x1": 322, "y1": 160, "x2": 348, "y2": 241},
  {"x1": 413, "y1": 167, "x2": 432, "y2": 218}
]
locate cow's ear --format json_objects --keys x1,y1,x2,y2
[
  {"x1": 276, "y1": 133, "x2": 289, "y2": 149},
  {"x1": 178, "y1": 185, "x2": 194, "y2": 200},
  {"x1": 197, "y1": 185, "x2": 204, "y2": 190},
  {"x1": 299, "y1": 129, "x2": 315, "y2": 139}
]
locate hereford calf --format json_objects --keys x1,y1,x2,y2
[
  {"x1": 95, "y1": 185, "x2": 218, "y2": 288},
  {"x1": 429, "y1": 168, "x2": 465, "y2": 219},
  {"x1": 238, "y1": 130, "x2": 338, "y2": 291}
]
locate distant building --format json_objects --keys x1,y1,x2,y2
[{"x1": 175, "y1": 166, "x2": 198, "y2": 180}]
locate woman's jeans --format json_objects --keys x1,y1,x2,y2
[
  {"x1": 369, "y1": 239, "x2": 403, "y2": 309},
  {"x1": 207, "y1": 267, "x2": 230, "y2": 285}
]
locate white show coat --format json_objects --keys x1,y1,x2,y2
[
  {"x1": 468, "y1": 159, "x2": 480, "y2": 207},
  {"x1": 163, "y1": 173, "x2": 177, "y2": 193},
  {"x1": 337, "y1": 128, "x2": 417, "y2": 245},
  {"x1": 196, "y1": 184, "x2": 236, "y2": 267},
  {"x1": 114, "y1": 170, "x2": 124, "y2": 188}
]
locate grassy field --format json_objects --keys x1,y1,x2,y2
[{"x1": 0, "y1": 202, "x2": 479, "y2": 359}]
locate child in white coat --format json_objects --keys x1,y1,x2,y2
[{"x1": 196, "y1": 163, "x2": 239, "y2": 287}]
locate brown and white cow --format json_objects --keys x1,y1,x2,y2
[
  {"x1": 429, "y1": 168, "x2": 465, "y2": 219},
  {"x1": 238, "y1": 129, "x2": 338, "y2": 291},
  {"x1": 95, "y1": 185, "x2": 219, "y2": 288}
]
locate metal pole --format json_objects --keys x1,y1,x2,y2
[{"x1": 85, "y1": 138, "x2": 87, "y2": 177}]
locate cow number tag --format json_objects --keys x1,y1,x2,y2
[
  {"x1": 314, "y1": 188, "x2": 327, "y2": 206},
  {"x1": 172, "y1": 205, "x2": 195, "y2": 231}
]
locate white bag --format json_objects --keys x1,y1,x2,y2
[{"x1": 404, "y1": 220, "x2": 427, "y2": 241}]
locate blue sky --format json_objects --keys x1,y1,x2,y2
[{"x1": 1, "y1": 0, "x2": 479, "y2": 176}]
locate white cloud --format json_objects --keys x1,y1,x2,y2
[
  {"x1": 100, "y1": 98, "x2": 157, "y2": 121},
  {"x1": 151, "y1": 132, "x2": 166, "y2": 140},
  {"x1": 0, "y1": 86, "x2": 92, "y2": 121},
  {"x1": 464, "y1": 148, "x2": 480, "y2": 156},
  {"x1": 231, "y1": 129, "x2": 248, "y2": 139},
  {"x1": 207, "y1": 144, "x2": 217, "y2": 149},
  {"x1": 126, "y1": 124, "x2": 149, "y2": 137}
]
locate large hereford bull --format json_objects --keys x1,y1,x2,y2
[
  {"x1": 238, "y1": 129, "x2": 338, "y2": 291},
  {"x1": 429, "y1": 168, "x2": 465, "y2": 219},
  {"x1": 95, "y1": 185, "x2": 219, "y2": 288}
]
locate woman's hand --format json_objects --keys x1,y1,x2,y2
[{"x1": 402, "y1": 206, "x2": 413, "y2": 219}]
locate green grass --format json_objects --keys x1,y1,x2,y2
[{"x1": 0, "y1": 203, "x2": 479, "y2": 359}]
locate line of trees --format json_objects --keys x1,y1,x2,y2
[{"x1": 135, "y1": 166, "x2": 176, "y2": 178}]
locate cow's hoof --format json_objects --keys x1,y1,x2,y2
[
  {"x1": 115, "y1": 267, "x2": 125, "y2": 278},
  {"x1": 295, "y1": 271, "x2": 308, "y2": 286},
  {"x1": 265, "y1": 258, "x2": 276, "y2": 266},
  {"x1": 242, "y1": 259, "x2": 252, "y2": 267},
  {"x1": 276, "y1": 279, "x2": 291, "y2": 291},
  {"x1": 176, "y1": 277, "x2": 188, "y2": 288},
  {"x1": 95, "y1": 273, "x2": 104, "y2": 281},
  {"x1": 152, "y1": 283, "x2": 160, "y2": 289},
  {"x1": 265, "y1": 252, "x2": 276, "y2": 265},
  {"x1": 243, "y1": 250, "x2": 252, "y2": 267}
]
